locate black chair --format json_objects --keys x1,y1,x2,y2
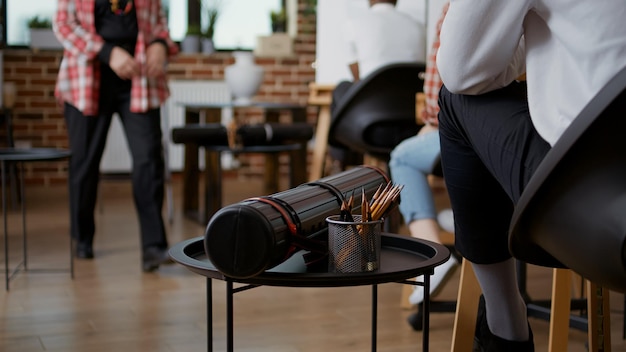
[
  {"x1": 328, "y1": 62, "x2": 426, "y2": 162},
  {"x1": 508, "y1": 65, "x2": 626, "y2": 350},
  {"x1": 509, "y1": 66, "x2": 626, "y2": 294}
]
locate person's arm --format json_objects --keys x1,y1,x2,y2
[
  {"x1": 53, "y1": 0, "x2": 105, "y2": 59},
  {"x1": 437, "y1": 0, "x2": 529, "y2": 95},
  {"x1": 145, "y1": 0, "x2": 178, "y2": 78},
  {"x1": 420, "y1": 3, "x2": 449, "y2": 127},
  {"x1": 147, "y1": 0, "x2": 179, "y2": 58}
]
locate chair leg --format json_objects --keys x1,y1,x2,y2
[
  {"x1": 549, "y1": 268, "x2": 573, "y2": 352},
  {"x1": 550, "y1": 270, "x2": 612, "y2": 352},
  {"x1": 587, "y1": 280, "x2": 612, "y2": 352},
  {"x1": 450, "y1": 259, "x2": 482, "y2": 352}
]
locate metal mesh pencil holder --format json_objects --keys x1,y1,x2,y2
[{"x1": 326, "y1": 215, "x2": 383, "y2": 273}]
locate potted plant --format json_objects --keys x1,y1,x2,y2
[
  {"x1": 181, "y1": 24, "x2": 202, "y2": 53},
  {"x1": 200, "y1": 0, "x2": 220, "y2": 54},
  {"x1": 28, "y1": 15, "x2": 62, "y2": 50},
  {"x1": 270, "y1": 9, "x2": 287, "y2": 33},
  {"x1": 255, "y1": 8, "x2": 292, "y2": 57}
]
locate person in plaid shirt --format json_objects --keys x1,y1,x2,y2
[
  {"x1": 388, "y1": 3, "x2": 453, "y2": 307},
  {"x1": 54, "y1": 0, "x2": 178, "y2": 272}
]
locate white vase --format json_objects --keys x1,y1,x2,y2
[{"x1": 224, "y1": 51, "x2": 264, "y2": 104}]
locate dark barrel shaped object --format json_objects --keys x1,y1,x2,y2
[{"x1": 204, "y1": 166, "x2": 390, "y2": 278}]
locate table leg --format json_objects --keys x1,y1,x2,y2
[
  {"x1": 422, "y1": 273, "x2": 431, "y2": 352},
  {"x1": 263, "y1": 110, "x2": 280, "y2": 194},
  {"x1": 227, "y1": 280, "x2": 234, "y2": 352},
  {"x1": 264, "y1": 152, "x2": 279, "y2": 194},
  {"x1": 19, "y1": 162, "x2": 27, "y2": 270},
  {"x1": 183, "y1": 110, "x2": 200, "y2": 218},
  {"x1": 290, "y1": 142, "x2": 307, "y2": 188},
  {"x1": 371, "y1": 284, "x2": 378, "y2": 352},
  {"x1": 204, "y1": 149, "x2": 222, "y2": 224},
  {"x1": 2, "y1": 160, "x2": 8, "y2": 291},
  {"x1": 289, "y1": 108, "x2": 307, "y2": 187},
  {"x1": 206, "y1": 278, "x2": 213, "y2": 352}
]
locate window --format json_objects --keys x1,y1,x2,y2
[
  {"x1": 6, "y1": 1, "x2": 56, "y2": 46},
  {"x1": 5, "y1": 0, "x2": 282, "y2": 50},
  {"x1": 164, "y1": 0, "x2": 282, "y2": 50}
]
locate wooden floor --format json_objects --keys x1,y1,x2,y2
[{"x1": 0, "y1": 175, "x2": 624, "y2": 352}]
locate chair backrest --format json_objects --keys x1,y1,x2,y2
[
  {"x1": 328, "y1": 62, "x2": 426, "y2": 159},
  {"x1": 509, "y1": 65, "x2": 626, "y2": 293}
]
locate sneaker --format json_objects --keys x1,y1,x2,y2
[
  {"x1": 437, "y1": 208, "x2": 455, "y2": 233},
  {"x1": 409, "y1": 255, "x2": 459, "y2": 305}
]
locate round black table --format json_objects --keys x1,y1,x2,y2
[
  {"x1": 0, "y1": 148, "x2": 72, "y2": 290},
  {"x1": 170, "y1": 233, "x2": 451, "y2": 352}
]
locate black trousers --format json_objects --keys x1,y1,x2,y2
[
  {"x1": 437, "y1": 82, "x2": 551, "y2": 264},
  {"x1": 64, "y1": 67, "x2": 168, "y2": 252}
]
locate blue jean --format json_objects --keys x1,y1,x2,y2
[{"x1": 388, "y1": 130, "x2": 441, "y2": 224}]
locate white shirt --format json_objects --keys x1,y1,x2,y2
[
  {"x1": 437, "y1": 0, "x2": 626, "y2": 146},
  {"x1": 343, "y1": 3, "x2": 426, "y2": 80}
]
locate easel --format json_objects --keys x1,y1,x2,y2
[{"x1": 307, "y1": 82, "x2": 336, "y2": 181}]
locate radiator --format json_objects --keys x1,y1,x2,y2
[
  {"x1": 100, "y1": 80, "x2": 232, "y2": 172},
  {"x1": 163, "y1": 80, "x2": 232, "y2": 171}
]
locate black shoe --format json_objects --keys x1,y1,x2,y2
[
  {"x1": 75, "y1": 242, "x2": 94, "y2": 259},
  {"x1": 142, "y1": 246, "x2": 174, "y2": 272},
  {"x1": 473, "y1": 295, "x2": 534, "y2": 352}
]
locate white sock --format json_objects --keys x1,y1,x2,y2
[{"x1": 471, "y1": 258, "x2": 529, "y2": 341}]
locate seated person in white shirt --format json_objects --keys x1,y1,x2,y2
[{"x1": 329, "y1": 0, "x2": 426, "y2": 169}]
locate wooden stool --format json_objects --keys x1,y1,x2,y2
[{"x1": 450, "y1": 260, "x2": 612, "y2": 352}]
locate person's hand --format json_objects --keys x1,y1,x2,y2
[
  {"x1": 145, "y1": 42, "x2": 168, "y2": 78},
  {"x1": 109, "y1": 46, "x2": 140, "y2": 80},
  {"x1": 417, "y1": 123, "x2": 438, "y2": 136}
]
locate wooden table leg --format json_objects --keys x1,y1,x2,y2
[
  {"x1": 183, "y1": 109, "x2": 200, "y2": 218},
  {"x1": 289, "y1": 108, "x2": 308, "y2": 187},
  {"x1": 204, "y1": 149, "x2": 222, "y2": 224},
  {"x1": 264, "y1": 152, "x2": 279, "y2": 194},
  {"x1": 290, "y1": 142, "x2": 307, "y2": 188},
  {"x1": 263, "y1": 110, "x2": 281, "y2": 194}
]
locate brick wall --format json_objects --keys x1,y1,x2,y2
[{"x1": 2, "y1": 0, "x2": 318, "y2": 185}]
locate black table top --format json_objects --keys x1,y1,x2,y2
[
  {"x1": 0, "y1": 148, "x2": 71, "y2": 162},
  {"x1": 169, "y1": 233, "x2": 451, "y2": 288}
]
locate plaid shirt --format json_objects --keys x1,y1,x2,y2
[
  {"x1": 54, "y1": 0, "x2": 178, "y2": 116},
  {"x1": 421, "y1": 3, "x2": 449, "y2": 126}
]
